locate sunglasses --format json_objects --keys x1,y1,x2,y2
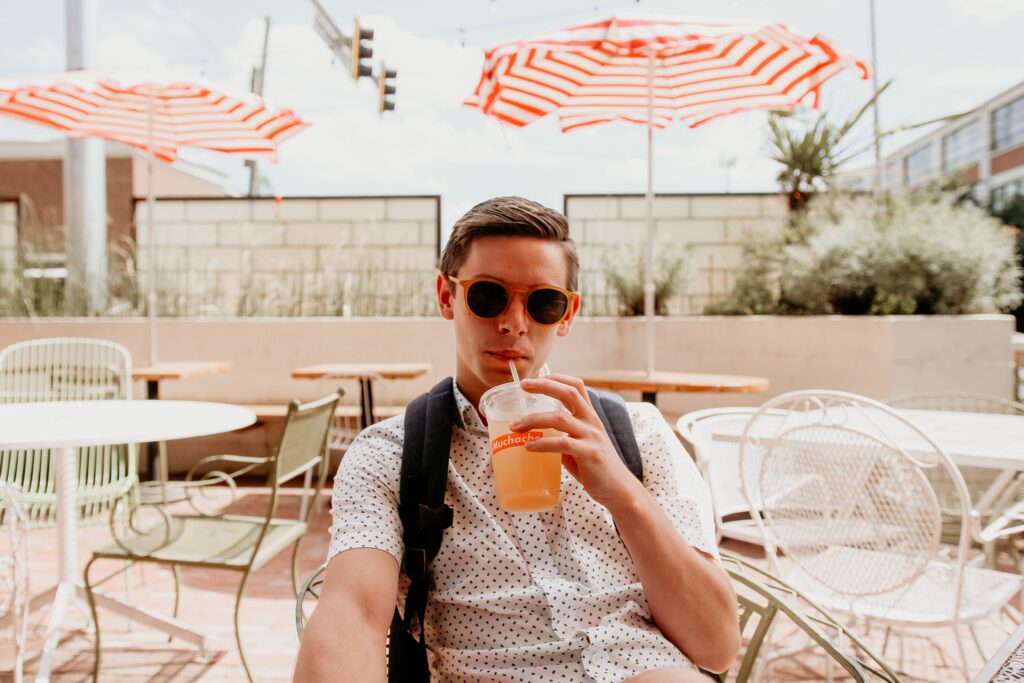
[{"x1": 448, "y1": 276, "x2": 578, "y2": 326}]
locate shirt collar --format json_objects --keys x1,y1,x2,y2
[{"x1": 451, "y1": 377, "x2": 487, "y2": 434}]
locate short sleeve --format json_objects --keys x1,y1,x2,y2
[
  {"x1": 327, "y1": 415, "x2": 405, "y2": 564},
  {"x1": 628, "y1": 403, "x2": 719, "y2": 559}
]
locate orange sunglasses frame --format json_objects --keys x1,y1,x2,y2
[{"x1": 447, "y1": 275, "x2": 579, "y2": 326}]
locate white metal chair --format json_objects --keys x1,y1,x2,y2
[
  {"x1": 0, "y1": 337, "x2": 138, "y2": 526},
  {"x1": 884, "y1": 392, "x2": 1024, "y2": 554},
  {"x1": 677, "y1": 408, "x2": 762, "y2": 545},
  {"x1": 739, "y1": 390, "x2": 1021, "y2": 680},
  {"x1": 1, "y1": 483, "x2": 30, "y2": 683}
]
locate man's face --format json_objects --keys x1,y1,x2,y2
[{"x1": 436, "y1": 235, "x2": 580, "y2": 406}]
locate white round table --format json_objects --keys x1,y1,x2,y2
[{"x1": 0, "y1": 400, "x2": 255, "y2": 682}]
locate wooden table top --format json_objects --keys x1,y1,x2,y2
[
  {"x1": 1014, "y1": 333, "x2": 1024, "y2": 367},
  {"x1": 291, "y1": 362, "x2": 433, "y2": 381},
  {"x1": 578, "y1": 370, "x2": 769, "y2": 394},
  {"x1": 132, "y1": 361, "x2": 231, "y2": 382}
]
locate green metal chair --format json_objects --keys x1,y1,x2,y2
[
  {"x1": 84, "y1": 391, "x2": 341, "y2": 683},
  {"x1": 721, "y1": 551, "x2": 901, "y2": 682},
  {"x1": 0, "y1": 337, "x2": 137, "y2": 526},
  {"x1": 294, "y1": 551, "x2": 901, "y2": 682}
]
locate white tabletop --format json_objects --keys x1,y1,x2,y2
[
  {"x1": 710, "y1": 408, "x2": 1024, "y2": 471},
  {"x1": 0, "y1": 400, "x2": 256, "y2": 450}
]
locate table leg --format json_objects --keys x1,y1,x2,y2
[
  {"x1": 359, "y1": 378, "x2": 375, "y2": 430},
  {"x1": 35, "y1": 445, "x2": 78, "y2": 682},
  {"x1": 641, "y1": 391, "x2": 658, "y2": 405},
  {"x1": 144, "y1": 380, "x2": 159, "y2": 478}
]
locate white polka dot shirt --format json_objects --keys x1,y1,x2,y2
[{"x1": 329, "y1": 379, "x2": 719, "y2": 682}]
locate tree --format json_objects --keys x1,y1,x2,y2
[{"x1": 767, "y1": 81, "x2": 891, "y2": 212}]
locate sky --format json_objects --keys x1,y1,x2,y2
[{"x1": 3, "y1": 0, "x2": 1024, "y2": 232}]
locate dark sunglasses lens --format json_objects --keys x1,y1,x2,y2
[
  {"x1": 528, "y1": 288, "x2": 569, "y2": 324},
  {"x1": 466, "y1": 280, "x2": 509, "y2": 318}
]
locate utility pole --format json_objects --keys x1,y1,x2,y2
[
  {"x1": 869, "y1": 0, "x2": 883, "y2": 195},
  {"x1": 65, "y1": 0, "x2": 107, "y2": 314},
  {"x1": 247, "y1": 16, "x2": 271, "y2": 196}
]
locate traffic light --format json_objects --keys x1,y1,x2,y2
[
  {"x1": 379, "y1": 62, "x2": 397, "y2": 115},
  {"x1": 351, "y1": 18, "x2": 373, "y2": 80}
]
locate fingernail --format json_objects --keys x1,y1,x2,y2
[{"x1": 509, "y1": 419, "x2": 522, "y2": 431}]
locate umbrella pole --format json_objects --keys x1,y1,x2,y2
[
  {"x1": 644, "y1": 54, "x2": 655, "y2": 377},
  {"x1": 146, "y1": 91, "x2": 157, "y2": 366}
]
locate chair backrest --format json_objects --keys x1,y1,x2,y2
[
  {"x1": 721, "y1": 551, "x2": 901, "y2": 683},
  {"x1": 273, "y1": 392, "x2": 342, "y2": 488},
  {"x1": 0, "y1": 337, "x2": 135, "y2": 525},
  {"x1": 0, "y1": 337, "x2": 132, "y2": 403},
  {"x1": 885, "y1": 391, "x2": 1024, "y2": 416},
  {"x1": 677, "y1": 408, "x2": 759, "y2": 540},
  {"x1": 739, "y1": 390, "x2": 972, "y2": 618}
]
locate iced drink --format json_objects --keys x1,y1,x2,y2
[{"x1": 480, "y1": 383, "x2": 565, "y2": 513}]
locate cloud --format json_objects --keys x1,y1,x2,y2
[{"x1": 951, "y1": 0, "x2": 1024, "y2": 23}]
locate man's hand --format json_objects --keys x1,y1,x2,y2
[
  {"x1": 510, "y1": 373, "x2": 644, "y2": 511},
  {"x1": 511, "y1": 373, "x2": 740, "y2": 673}
]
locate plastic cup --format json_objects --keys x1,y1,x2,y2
[{"x1": 479, "y1": 381, "x2": 565, "y2": 513}]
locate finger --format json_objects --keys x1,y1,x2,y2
[
  {"x1": 543, "y1": 373, "x2": 592, "y2": 407},
  {"x1": 519, "y1": 377, "x2": 589, "y2": 418},
  {"x1": 509, "y1": 409, "x2": 577, "y2": 435},
  {"x1": 523, "y1": 434, "x2": 577, "y2": 454}
]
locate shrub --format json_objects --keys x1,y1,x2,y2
[
  {"x1": 779, "y1": 196, "x2": 1023, "y2": 315},
  {"x1": 602, "y1": 239, "x2": 695, "y2": 316}
]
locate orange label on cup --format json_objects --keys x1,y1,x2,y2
[{"x1": 491, "y1": 431, "x2": 543, "y2": 454}]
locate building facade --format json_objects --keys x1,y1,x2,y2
[{"x1": 879, "y1": 79, "x2": 1024, "y2": 204}]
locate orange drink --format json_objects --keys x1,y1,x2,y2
[{"x1": 480, "y1": 382, "x2": 565, "y2": 513}]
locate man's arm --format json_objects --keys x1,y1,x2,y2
[
  {"x1": 513, "y1": 375, "x2": 740, "y2": 674},
  {"x1": 293, "y1": 548, "x2": 399, "y2": 682}
]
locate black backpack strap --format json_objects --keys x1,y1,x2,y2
[
  {"x1": 587, "y1": 388, "x2": 643, "y2": 483},
  {"x1": 390, "y1": 378, "x2": 458, "y2": 682}
]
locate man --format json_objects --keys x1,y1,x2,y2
[{"x1": 294, "y1": 197, "x2": 739, "y2": 682}]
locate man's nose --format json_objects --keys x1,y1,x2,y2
[{"x1": 498, "y1": 293, "x2": 529, "y2": 335}]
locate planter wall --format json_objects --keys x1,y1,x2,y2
[{"x1": 0, "y1": 315, "x2": 1014, "y2": 470}]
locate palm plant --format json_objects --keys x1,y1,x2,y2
[{"x1": 767, "y1": 81, "x2": 891, "y2": 211}]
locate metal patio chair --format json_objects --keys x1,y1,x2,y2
[
  {"x1": 294, "y1": 552, "x2": 902, "y2": 682},
  {"x1": 0, "y1": 337, "x2": 137, "y2": 526},
  {"x1": 0, "y1": 483, "x2": 30, "y2": 683},
  {"x1": 739, "y1": 390, "x2": 1022, "y2": 680},
  {"x1": 85, "y1": 391, "x2": 341, "y2": 683},
  {"x1": 677, "y1": 408, "x2": 762, "y2": 546},
  {"x1": 885, "y1": 392, "x2": 1024, "y2": 561}
]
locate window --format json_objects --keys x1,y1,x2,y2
[
  {"x1": 903, "y1": 145, "x2": 937, "y2": 186},
  {"x1": 992, "y1": 179, "x2": 1024, "y2": 209},
  {"x1": 991, "y1": 96, "x2": 1024, "y2": 153},
  {"x1": 942, "y1": 119, "x2": 983, "y2": 171}
]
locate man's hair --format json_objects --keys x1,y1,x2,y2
[{"x1": 439, "y1": 196, "x2": 579, "y2": 291}]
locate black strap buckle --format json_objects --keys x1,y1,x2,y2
[{"x1": 418, "y1": 503, "x2": 454, "y2": 531}]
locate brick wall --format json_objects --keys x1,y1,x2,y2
[
  {"x1": 134, "y1": 196, "x2": 440, "y2": 316},
  {"x1": 565, "y1": 193, "x2": 788, "y2": 315}
]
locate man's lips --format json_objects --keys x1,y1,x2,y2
[{"x1": 488, "y1": 351, "x2": 527, "y2": 362}]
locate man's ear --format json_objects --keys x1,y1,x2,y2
[
  {"x1": 556, "y1": 294, "x2": 582, "y2": 337},
  {"x1": 436, "y1": 273, "x2": 455, "y2": 320}
]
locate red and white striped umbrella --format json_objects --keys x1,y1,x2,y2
[
  {"x1": 466, "y1": 14, "x2": 868, "y2": 374},
  {"x1": 0, "y1": 72, "x2": 309, "y2": 364},
  {"x1": 0, "y1": 72, "x2": 308, "y2": 163},
  {"x1": 466, "y1": 14, "x2": 869, "y2": 131}
]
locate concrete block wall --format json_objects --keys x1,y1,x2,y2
[
  {"x1": 566, "y1": 193, "x2": 788, "y2": 315},
  {"x1": 0, "y1": 201, "x2": 17, "y2": 273},
  {"x1": 134, "y1": 196, "x2": 440, "y2": 316}
]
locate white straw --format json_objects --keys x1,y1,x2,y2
[
  {"x1": 509, "y1": 360, "x2": 529, "y2": 414},
  {"x1": 508, "y1": 360, "x2": 521, "y2": 385}
]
